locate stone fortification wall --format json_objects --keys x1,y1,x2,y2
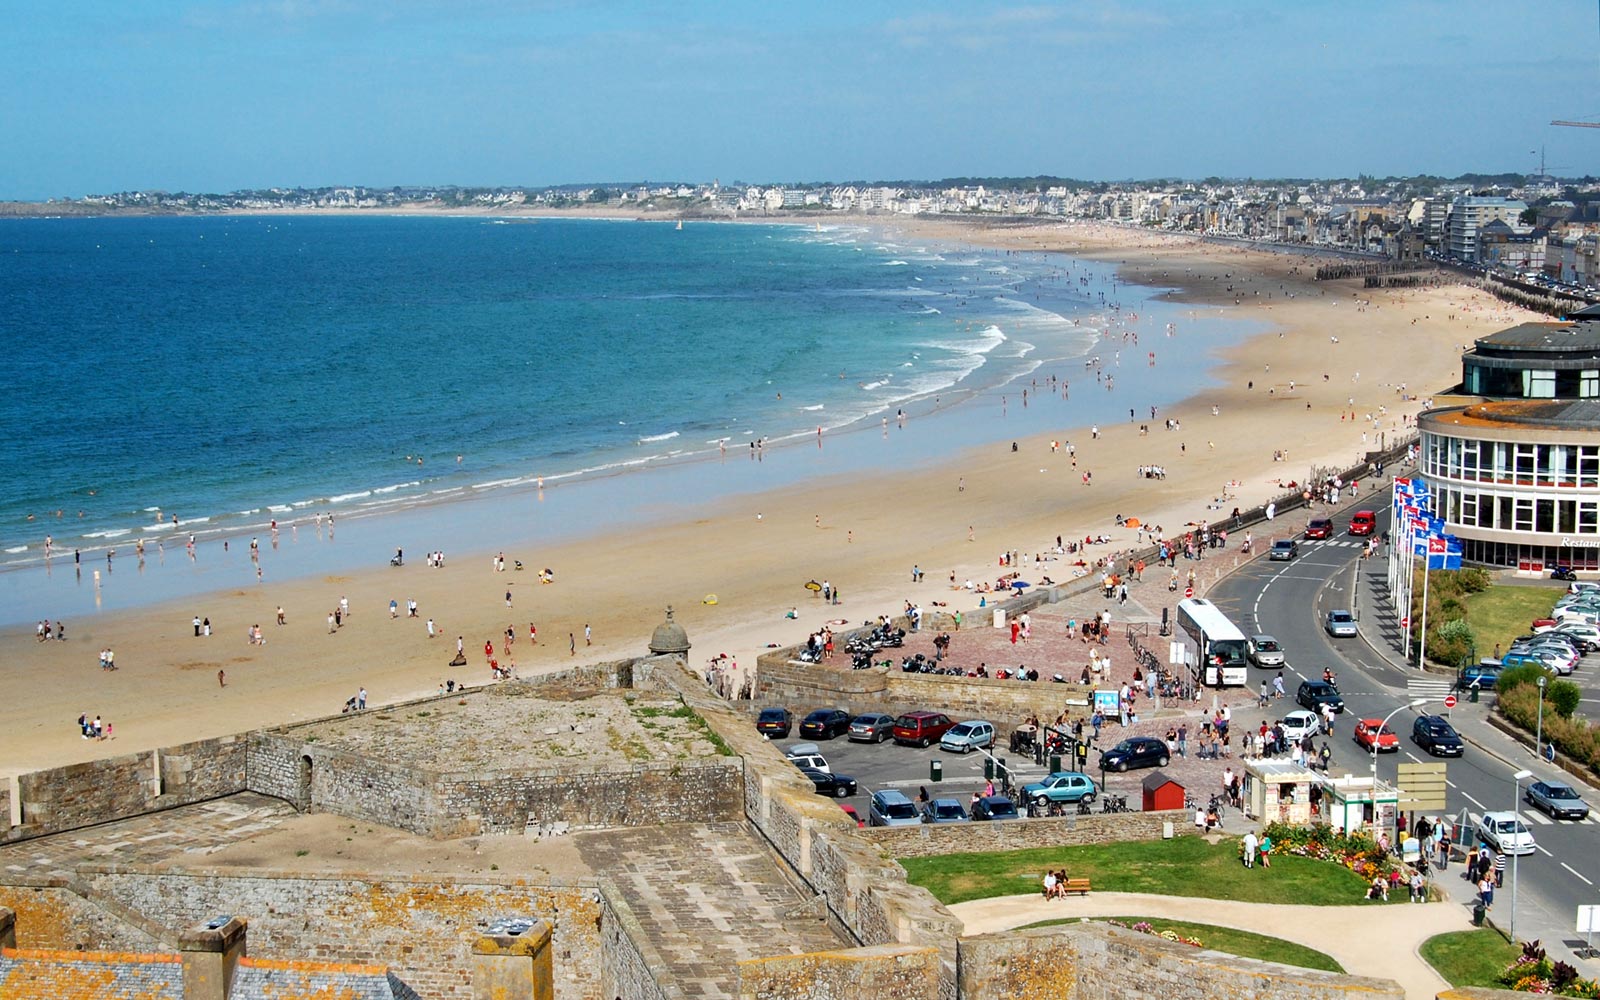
[
  {"x1": 81, "y1": 866, "x2": 603, "y2": 1000},
  {"x1": 661, "y1": 661, "x2": 963, "y2": 998},
  {"x1": 859, "y1": 810, "x2": 1188, "y2": 857},
  {"x1": 737, "y1": 944, "x2": 940, "y2": 1000},
  {"x1": 435, "y1": 759, "x2": 743, "y2": 836},
  {"x1": 598, "y1": 880, "x2": 679, "y2": 1000},
  {"x1": 1, "y1": 735, "x2": 248, "y2": 845},
  {"x1": 957, "y1": 922, "x2": 1403, "y2": 1000},
  {"x1": 0, "y1": 880, "x2": 165, "y2": 953}
]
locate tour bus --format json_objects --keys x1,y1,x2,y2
[{"x1": 1175, "y1": 598, "x2": 1250, "y2": 687}]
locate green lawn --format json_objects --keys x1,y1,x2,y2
[
  {"x1": 1018, "y1": 915, "x2": 1343, "y2": 973},
  {"x1": 1420, "y1": 929, "x2": 1520, "y2": 989},
  {"x1": 899, "y1": 836, "x2": 1398, "y2": 906},
  {"x1": 1463, "y1": 583, "x2": 1565, "y2": 662}
]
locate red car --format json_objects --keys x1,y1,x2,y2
[
  {"x1": 1305, "y1": 518, "x2": 1333, "y2": 540},
  {"x1": 840, "y1": 804, "x2": 865, "y2": 827},
  {"x1": 1349, "y1": 511, "x2": 1377, "y2": 536},
  {"x1": 1353, "y1": 718, "x2": 1399, "y2": 753}
]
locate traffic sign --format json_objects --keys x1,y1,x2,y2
[
  {"x1": 1397, "y1": 762, "x2": 1449, "y2": 811},
  {"x1": 1184, "y1": 586, "x2": 1193, "y2": 599},
  {"x1": 1444, "y1": 694, "x2": 1457, "y2": 709},
  {"x1": 1401, "y1": 615, "x2": 1410, "y2": 628}
]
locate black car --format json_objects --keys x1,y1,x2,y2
[
  {"x1": 799, "y1": 708, "x2": 852, "y2": 740},
  {"x1": 1099, "y1": 735, "x2": 1170, "y2": 772},
  {"x1": 1411, "y1": 715, "x2": 1463, "y2": 756},
  {"x1": 1295, "y1": 680, "x2": 1345, "y2": 713},
  {"x1": 971, "y1": 795, "x2": 1021, "y2": 821},
  {"x1": 799, "y1": 767, "x2": 858, "y2": 799},
  {"x1": 756, "y1": 707, "x2": 792, "y2": 739}
]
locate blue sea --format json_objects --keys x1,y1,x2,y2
[{"x1": 0, "y1": 215, "x2": 1251, "y2": 624}]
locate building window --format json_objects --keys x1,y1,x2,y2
[
  {"x1": 1537, "y1": 498, "x2": 1556, "y2": 534},
  {"x1": 1582, "y1": 447, "x2": 1600, "y2": 488},
  {"x1": 1583, "y1": 370, "x2": 1599, "y2": 398},
  {"x1": 1515, "y1": 444, "x2": 1537, "y2": 485},
  {"x1": 1581, "y1": 502, "x2": 1600, "y2": 535},
  {"x1": 1560, "y1": 500, "x2": 1578, "y2": 535},
  {"x1": 1461, "y1": 439, "x2": 1481, "y2": 480},
  {"x1": 1461, "y1": 492, "x2": 1479, "y2": 526},
  {"x1": 1523, "y1": 370, "x2": 1556, "y2": 398}
]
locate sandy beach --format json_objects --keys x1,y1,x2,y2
[{"x1": 1, "y1": 218, "x2": 1541, "y2": 775}]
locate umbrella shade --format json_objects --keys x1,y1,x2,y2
[
  {"x1": 1010, "y1": 581, "x2": 1031, "y2": 590},
  {"x1": 703, "y1": 594, "x2": 718, "y2": 605},
  {"x1": 804, "y1": 580, "x2": 822, "y2": 592}
]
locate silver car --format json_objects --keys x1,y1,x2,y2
[
  {"x1": 1324, "y1": 610, "x2": 1358, "y2": 638},
  {"x1": 1248, "y1": 634, "x2": 1285, "y2": 668},
  {"x1": 847, "y1": 712, "x2": 895, "y2": 743}
]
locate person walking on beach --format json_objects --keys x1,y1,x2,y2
[
  {"x1": 505, "y1": 589, "x2": 513, "y2": 609},
  {"x1": 570, "y1": 632, "x2": 576, "y2": 656},
  {"x1": 218, "y1": 669, "x2": 226, "y2": 688},
  {"x1": 585, "y1": 623, "x2": 592, "y2": 646},
  {"x1": 426, "y1": 618, "x2": 436, "y2": 638},
  {"x1": 357, "y1": 687, "x2": 367, "y2": 710},
  {"x1": 276, "y1": 606, "x2": 286, "y2": 625},
  {"x1": 529, "y1": 621, "x2": 537, "y2": 644},
  {"x1": 194, "y1": 615, "x2": 202, "y2": 637}
]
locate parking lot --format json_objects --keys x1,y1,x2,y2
[{"x1": 761, "y1": 723, "x2": 1186, "y2": 820}]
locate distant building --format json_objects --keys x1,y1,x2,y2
[{"x1": 1444, "y1": 195, "x2": 1527, "y2": 262}]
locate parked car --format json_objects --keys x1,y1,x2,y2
[
  {"x1": 1475, "y1": 810, "x2": 1537, "y2": 856},
  {"x1": 1459, "y1": 660, "x2": 1502, "y2": 688},
  {"x1": 1021, "y1": 771, "x2": 1098, "y2": 806},
  {"x1": 784, "y1": 743, "x2": 830, "y2": 773},
  {"x1": 1099, "y1": 736, "x2": 1170, "y2": 772},
  {"x1": 1296, "y1": 680, "x2": 1345, "y2": 713},
  {"x1": 1553, "y1": 622, "x2": 1600, "y2": 651},
  {"x1": 868, "y1": 789, "x2": 922, "y2": 827},
  {"x1": 970, "y1": 795, "x2": 1021, "y2": 821},
  {"x1": 1349, "y1": 511, "x2": 1377, "y2": 536},
  {"x1": 800, "y1": 767, "x2": 857, "y2": 798},
  {"x1": 1526, "y1": 780, "x2": 1591, "y2": 820},
  {"x1": 893, "y1": 711, "x2": 956, "y2": 747},
  {"x1": 920, "y1": 798, "x2": 970, "y2": 823},
  {"x1": 1269, "y1": 539, "x2": 1299, "y2": 561},
  {"x1": 940, "y1": 720, "x2": 996, "y2": 753},
  {"x1": 799, "y1": 708, "x2": 852, "y2": 740},
  {"x1": 839, "y1": 804, "x2": 864, "y2": 827},
  {"x1": 847, "y1": 712, "x2": 896, "y2": 743},
  {"x1": 1324, "y1": 610, "x2": 1358, "y2": 638},
  {"x1": 1280, "y1": 710, "x2": 1321, "y2": 744},
  {"x1": 1305, "y1": 518, "x2": 1333, "y2": 540},
  {"x1": 1352, "y1": 718, "x2": 1399, "y2": 753},
  {"x1": 756, "y1": 707, "x2": 792, "y2": 739},
  {"x1": 1411, "y1": 715, "x2": 1464, "y2": 756},
  {"x1": 1248, "y1": 634, "x2": 1285, "y2": 668}
]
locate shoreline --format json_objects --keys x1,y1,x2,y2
[{"x1": 0, "y1": 218, "x2": 1541, "y2": 776}]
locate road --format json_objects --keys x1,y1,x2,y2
[{"x1": 1207, "y1": 510, "x2": 1600, "y2": 961}]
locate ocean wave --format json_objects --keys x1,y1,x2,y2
[
  {"x1": 374, "y1": 480, "x2": 422, "y2": 494},
  {"x1": 142, "y1": 506, "x2": 161, "y2": 512},
  {"x1": 637, "y1": 431, "x2": 679, "y2": 444},
  {"x1": 799, "y1": 404, "x2": 824, "y2": 411},
  {"x1": 5, "y1": 545, "x2": 27, "y2": 554},
  {"x1": 328, "y1": 491, "x2": 371, "y2": 504},
  {"x1": 268, "y1": 504, "x2": 293, "y2": 513},
  {"x1": 83, "y1": 529, "x2": 131, "y2": 539},
  {"x1": 881, "y1": 260, "x2": 909, "y2": 266},
  {"x1": 926, "y1": 324, "x2": 1008, "y2": 357},
  {"x1": 471, "y1": 477, "x2": 524, "y2": 490},
  {"x1": 860, "y1": 379, "x2": 889, "y2": 391}
]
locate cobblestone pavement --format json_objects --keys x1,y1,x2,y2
[
  {"x1": 576, "y1": 822, "x2": 843, "y2": 1000},
  {"x1": 0, "y1": 792, "x2": 295, "y2": 877}
]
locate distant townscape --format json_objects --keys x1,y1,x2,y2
[{"x1": 23, "y1": 172, "x2": 1600, "y2": 287}]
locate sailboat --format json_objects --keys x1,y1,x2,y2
[{"x1": 675, "y1": 220, "x2": 683, "y2": 231}]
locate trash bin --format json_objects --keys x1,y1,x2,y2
[
  {"x1": 984, "y1": 758, "x2": 995, "y2": 780},
  {"x1": 1473, "y1": 901, "x2": 1486, "y2": 927},
  {"x1": 1470, "y1": 683, "x2": 1481, "y2": 704},
  {"x1": 930, "y1": 760, "x2": 942, "y2": 782},
  {"x1": 1050, "y1": 754, "x2": 1062, "y2": 773}
]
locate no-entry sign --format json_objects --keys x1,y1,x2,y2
[{"x1": 1444, "y1": 694, "x2": 1458, "y2": 709}]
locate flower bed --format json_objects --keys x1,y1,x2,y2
[
  {"x1": 1500, "y1": 940, "x2": 1600, "y2": 997},
  {"x1": 1106, "y1": 918, "x2": 1203, "y2": 948},
  {"x1": 1260, "y1": 822, "x2": 1407, "y2": 882}
]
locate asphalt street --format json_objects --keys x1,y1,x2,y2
[{"x1": 1208, "y1": 508, "x2": 1600, "y2": 964}]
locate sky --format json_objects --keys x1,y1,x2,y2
[{"x1": 3, "y1": 0, "x2": 1599, "y2": 199}]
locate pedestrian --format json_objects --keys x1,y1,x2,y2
[
  {"x1": 1258, "y1": 680, "x2": 1269, "y2": 707},
  {"x1": 426, "y1": 618, "x2": 436, "y2": 638},
  {"x1": 1258, "y1": 832, "x2": 1272, "y2": 868},
  {"x1": 193, "y1": 615, "x2": 202, "y2": 637},
  {"x1": 218, "y1": 669, "x2": 226, "y2": 688},
  {"x1": 1437, "y1": 830, "x2": 1451, "y2": 870},
  {"x1": 276, "y1": 606, "x2": 286, "y2": 625},
  {"x1": 357, "y1": 687, "x2": 367, "y2": 710},
  {"x1": 570, "y1": 632, "x2": 576, "y2": 656},
  {"x1": 1494, "y1": 849, "x2": 1506, "y2": 888},
  {"x1": 328, "y1": 612, "x2": 337, "y2": 634},
  {"x1": 505, "y1": 589, "x2": 513, "y2": 608},
  {"x1": 1241, "y1": 829, "x2": 1257, "y2": 869},
  {"x1": 585, "y1": 623, "x2": 592, "y2": 646},
  {"x1": 390, "y1": 599, "x2": 399, "y2": 619},
  {"x1": 1176, "y1": 724, "x2": 1187, "y2": 758}
]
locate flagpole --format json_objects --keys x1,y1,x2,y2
[{"x1": 1417, "y1": 550, "x2": 1431, "y2": 668}]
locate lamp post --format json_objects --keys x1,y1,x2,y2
[
  {"x1": 1536, "y1": 675, "x2": 1548, "y2": 759},
  {"x1": 1371, "y1": 698, "x2": 1427, "y2": 846},
  {"x1": 1511, "y1": 768, "x2": 1534, "y2": 943}
]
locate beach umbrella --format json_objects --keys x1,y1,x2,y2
[
  {"x1": 1011, "y1": 580, "x2": 1031, "y2": 590},
  {"x1": 804, "y1": 580, "x2": 822, "y2": 592},
  {"x1": 703, "y1": 594, "x2": 718, "y2": 605}
]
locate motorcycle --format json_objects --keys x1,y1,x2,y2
[{"x1": 1551, "y1": 566, "x2": 1578, "y2": 582}]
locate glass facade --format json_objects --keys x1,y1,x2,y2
[{"x1": 1461, "y1": 362, "x2": 1600, "y2": 400}]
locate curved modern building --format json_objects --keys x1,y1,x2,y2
[
  {"x1": 1419, "y1": 400, "x2": 1600, "y2": 570},
  {"x1": 1460, "y1": 302, "x2": 1600, "y2": 400}
]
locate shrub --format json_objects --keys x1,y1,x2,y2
[
  {"x1": 1497, "y1": 664, "x2": 1551, "y2": 694},
  {"x1": 1548, "y1": 679, "x2": 1583, "y2": 719}
]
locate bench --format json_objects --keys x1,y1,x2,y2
[{"x1": 1061, "y1": 878, "x2": 1092, "y2": 896}]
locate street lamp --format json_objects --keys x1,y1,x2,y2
[
  {"x1": 1371, "y1": 698, "x2": 1427, "y2": 847},
  {"x1": 1536, "y1": 675, "x2": 1548, "y2": 760},
  {"x1": 1511, "y1": 768, "x2": 1534, "y2": 943}
]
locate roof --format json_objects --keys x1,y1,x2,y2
[
  {"x1": 1140, "y1": 770, "x2": 1182, "y2": 791},
  {"x1": 0, "y1": 949, "x2": 419, "y2": 1000},
  {"x1": 0, "y1": 948, "x2": 181, "y2": 999},
  {"x1": 1471, "y1": 320, "x2": 1600, "y2": 355},
  {"x1": 1426, "y1": 399, "x2": 1600, "y2": 432}
]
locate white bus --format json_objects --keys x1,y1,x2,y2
[{"x1": 1174, "y1": 598, "x2": 1249, "y2": 687}]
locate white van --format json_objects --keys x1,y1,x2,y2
[{"x1": 784, "y1": 742, "x2": 831, "y2": 773}]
